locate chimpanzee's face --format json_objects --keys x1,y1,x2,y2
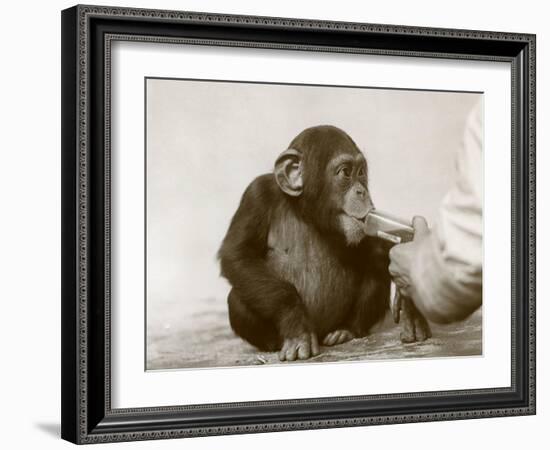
[
  {"x1": 274, "y1": 125, "x2": 374, "y2": 246},
  {"x1": 327, "y1": 151, "x2": 373, "y2": 245}
]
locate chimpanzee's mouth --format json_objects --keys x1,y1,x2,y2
[
  {"x1": 343, "y1": 215, "x2": 368, "y2": 233},
  {"x1": 349, "y1": 214, "x2": 367, "y2": 224},
  {"x1": 339, "y1": 214, "x2": 369, "y2": 245}
]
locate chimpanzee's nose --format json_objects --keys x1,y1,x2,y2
[{"x1": 355, "y1": 186, "x2": 365, "y2": 197}]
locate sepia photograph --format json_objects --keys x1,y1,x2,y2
[
  {"x1": 145, "y1": 77, "x2": 483, "y2": 371},
  {"x1": 59, "y1": 5, "x2": 536, "y2": 443}
]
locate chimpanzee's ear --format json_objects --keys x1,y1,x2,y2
[{"x1": 274, "y1": 148, "x2": 303, "y2": 197}]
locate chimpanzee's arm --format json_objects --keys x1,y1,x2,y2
[
  {"x1": 348, "y1": 237, "x2": 392, "y2": 336},
  {"x1": 218, "y1": 174, "x2": 311, "y2": 338},
  {"x1": 351, "y1": 237, "x2": 431, "y2": 342}
]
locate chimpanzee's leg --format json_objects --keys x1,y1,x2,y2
[{"x1": 227, "y1": 289, "x2": 281, "y2": 351}]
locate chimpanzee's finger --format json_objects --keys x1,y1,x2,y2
[
  {"x1": 390, "y1": 283, "x2": 402, "y2": 324},
  {"x1": 414, "y1": 315, "x2": 432, "y2": 341},
  {"x1": 324, "y1": 332, "x2": 338, "y2": 346},
  {"x1": 336, "y1": 330, "x2": 352, "y2": 344},
  {"x1": 285, "y1": 343, "x2": 298, "y2": 361},
  {"x1": 310, "y1": 333, "x2": 320, "y2": 356},
  {"x1": 297, "y1": 341, "x2": 311, "y2": 360},
  {"x1": 279, "y1": 340, "x2": 292, "y2": 361},
  {"x1": 335, "y1": 331, "x2": 345, "y2": 344}
]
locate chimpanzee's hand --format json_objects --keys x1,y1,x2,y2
[
  {"x1": 399, "y1": 296, "x2": 432, "y2": 343},
  {"x1": 279, "y1": 332, "x2": 320, "y2": 361}
]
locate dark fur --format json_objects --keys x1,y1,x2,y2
[{"x1": 219, "y1": 126, "x2": 403, "y2": 352}]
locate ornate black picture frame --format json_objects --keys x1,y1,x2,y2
[{"x1": 61, "y1": 4, "x2": 536, "y2": 444}]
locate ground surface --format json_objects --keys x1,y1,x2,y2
[{"x1": 147, "y1": 298, "x2": 482, "y2": 370}]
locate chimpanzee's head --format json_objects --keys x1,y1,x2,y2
[{"x1": 274, "y1": 125, "x2": 374, "y2": 245}]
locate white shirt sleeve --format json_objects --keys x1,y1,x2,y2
[{"x1": 409, "y1": 100, "x2": 483, "y2": 323}]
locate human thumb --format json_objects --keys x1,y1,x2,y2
[{"x1": 412, "y1": 216, "x2": 429, "y2": 238}]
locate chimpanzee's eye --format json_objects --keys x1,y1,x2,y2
[
  {"x1": 338, "y1": 166, "x2": 352, "y2": 178},
  {"x1": 358, "y1": 167, "x2": 365, "y2": 177}
]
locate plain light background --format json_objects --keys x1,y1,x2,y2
[
  {"x1": 146, "y1": 78, "x2": 479, "y2": 344},
  {"x1": 0, "y1": 0, "x2": 544, "y2": 449}
]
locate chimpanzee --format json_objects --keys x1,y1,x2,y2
[{"x1": 219, "y1": 125, "x2": 431, "y2": 361}]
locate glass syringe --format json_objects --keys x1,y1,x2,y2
[{"x1": 364, "y1": 209, "x2": 414, "y2": 244}]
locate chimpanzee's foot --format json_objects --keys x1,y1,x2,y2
[{"x1": 322, "y1": 329, "x2": 355, "y2": 346}]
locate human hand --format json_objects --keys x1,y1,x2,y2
[{"x1": 388, "y1": 216, "x2": 430, "y2": 298}]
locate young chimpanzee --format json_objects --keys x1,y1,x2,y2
[{"x1": 219, "y1": 125, "x2": 430, "y2": 361}]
